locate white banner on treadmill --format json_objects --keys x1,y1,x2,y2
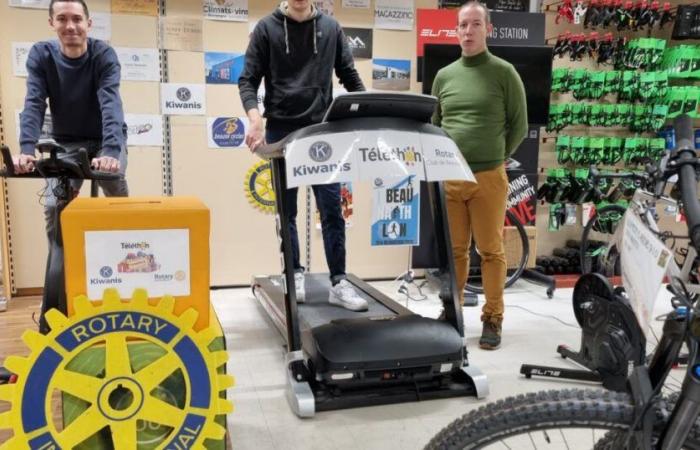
[
  {"x1": 354, "y1": 130, "x2": 425, "y2": 182},
  {"x1": 285, "y1": 132, "x2": 358, "y2": 188},
  {"x1": 420, "y1": 133, "x2": 475, "y2": 182}
]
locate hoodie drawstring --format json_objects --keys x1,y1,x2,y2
[
  {"x1": 281, "y1": 2, "x2": 317, "y2": 56},
  {"x1": 284, "y1": 16, "x2": 290, "y2": 54}
]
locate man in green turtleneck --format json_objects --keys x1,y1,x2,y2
[{"x1": 432, "y1": 1, "x2": 527, "y2": 350}]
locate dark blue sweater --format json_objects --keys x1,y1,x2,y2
[{"x1": 20, "y1": 38, "x2": 126, "y2": 158}]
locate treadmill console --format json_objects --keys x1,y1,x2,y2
[{"x1": 323, "y1": 92, "x2": 437, "y2": 124}]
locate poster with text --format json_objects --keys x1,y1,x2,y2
[
  {"x1": 315, "y1": 182, "x2": 354, "y2": 229},
  {"x1": 160, "y1": 84, "x2": 206, "y2": 116},
  {"x1": 203, "y1": 0, "x2": 248, "y2": 22},
  {"x1": 85, "y1": 229, "x2": 191, "y2": 300},
  {"x1": 343, "y1": 0, "x2": 369, "y2": 8},
  {"x1": 12, "y1": 42, "x2": 33, "y2": 77},
  {"x1": 371, "y1": 175, "x2": 420, "y2": 246},
  {"x1": 8, "y1": 0, "x2": 48, "y2": 8},
  {"x1": 375, "y1": 0, "x2": 414, "y2": 31},
  {"x1": 116, "y1": 47, "x2": 160, "y2": 81},
  {"x1": 160, "y1": 16, "x2": 203, "y2": 52},
  {"x1": 207, "y1": 117, "x2": 248, "y2": 148},
  {"x1": 314, "y1": 0, "x2": 334, "y2": 15},
  {"x1": 620, "y1": 211, "x2": 672, "y2": 337},
  {"x1": 205, "y1": 52, "x2": 245, "y2": 84},
  {"x1": 372, "y1": 58, "x2": 411, "y2": 91},
  {"x1": 111, "y1": 0, "x2": 158, "y2": 15},
  {"x1": 89, "y1": 12, "x2": 112, "y2": 41},
  {"x1": 124, "y1": 113, "x2": 163, "y2": 146}
]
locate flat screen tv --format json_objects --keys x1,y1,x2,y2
[{"x1": 422, "y1": 44, "x2": 553, "y2": 125}]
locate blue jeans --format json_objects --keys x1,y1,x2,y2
[
  {"x1": 266, "y1": 127, "x2": 346, "y2": 282},
  {"x1": 40, "y1": 141, "x2": 128, "y2": 333}
]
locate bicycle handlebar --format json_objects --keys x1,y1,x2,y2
[
  {"x1": 674, "y1": 114, "x2": 695, "y2": 151},
  {"x1": 672, "y1": 115, "x2": 700, "y2": 253},
  {"x1": 0, "y1": 140, "x2": 119, "y2": 181}
]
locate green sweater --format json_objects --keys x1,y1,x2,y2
[{"x1": 431, "y1": 50, "x2": 528, "y2": 173}]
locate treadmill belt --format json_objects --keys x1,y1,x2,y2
[{"x1": 292, "y1": 274, "x2": 395, "y2": 329}]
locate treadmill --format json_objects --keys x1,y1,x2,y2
[{"x1": 251, "y1": 92, "x2": 489, "y2": 417}]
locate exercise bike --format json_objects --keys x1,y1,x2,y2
[
  {"x1": 0, "y1": 140, "x2": 119, "y2": 386},
  {"x1": 0, "y1": 140, "x2": 119, "y2": 332}
]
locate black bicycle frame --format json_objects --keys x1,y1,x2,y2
[{"x1": 624, "y1": 115, "x2": 700, "y2": 450}]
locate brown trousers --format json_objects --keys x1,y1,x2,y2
[{"x1": 445, "y1": 164, "x2": 508, "y2": 324}]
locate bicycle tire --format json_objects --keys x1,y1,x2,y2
[
  {"x1": 580, "y1": 204, "x2": 627, "y2": 275},
  {"x1": 424, "y1": 389, "x2": 700, "y2": 450},
  {"x1": 465, "y1": 209, "x2": 529, "y2": 294}
]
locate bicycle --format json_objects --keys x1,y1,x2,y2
[{"x1": 425, "y1": 114, "x2": 700, "y2": 450}]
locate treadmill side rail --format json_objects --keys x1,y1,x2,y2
[
  {"x1": 286, "y1": 351, "x2": 316, "y2": 418},
  {"x1": 462, "y1": 365, "x2": 489, "y2": 399}
]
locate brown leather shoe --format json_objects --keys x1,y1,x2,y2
[{"x1": 479, "y1": 320, "x2": 502, "y2": 350}]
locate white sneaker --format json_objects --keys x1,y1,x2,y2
[
  {"x1": 328, "y1": 279, "x2": 368, "y2": 311},
  {"x1": 294, "y1": 272, "x2": 305, "y2": 303}
]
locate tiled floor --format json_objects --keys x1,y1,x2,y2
[{"x1": 216, "y1": 277, "x2": 682, "y2": 450}]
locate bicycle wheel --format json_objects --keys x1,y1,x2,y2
[
  {"x1": 580, "y1": 204, "x2": 627, "y2": 275},
  {"x1": 424, "y1": 389, "x2": 700, "y2": 450},
  {"x1": 465, "y1": 209, "x2": 529, "y2": 294}
]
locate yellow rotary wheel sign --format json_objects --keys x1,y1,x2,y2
[
  {"x1": 244, "y1": 161, "x2": 276, "y2": 214},
  {"x1": 0, "y1": 289, "x2": 233, "y2": 450}
]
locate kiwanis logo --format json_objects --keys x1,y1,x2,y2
[
  {"x1": 212, "y1": 117, "x2": 245, "y2": 147},
  {"x1": 100, "y1": 266, "x2": 113, "y2": 278},
  {"x1": 176, "y1": 87, "x2": 191, "y2": 102},
  {"x1": 308, "y1": 141, "x2": 332, "y2": 162}
]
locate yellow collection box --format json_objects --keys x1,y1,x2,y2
[{"x1": 61, "y1": 196, "x2": 211, "y2": 330}]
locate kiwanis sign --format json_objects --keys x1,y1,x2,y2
[
  {"x1": 161, "y1": 83, "x2": 206, "y2": 115},
  {"x1": 284, "y1": 130, "x2": 475, "y2": 188}
]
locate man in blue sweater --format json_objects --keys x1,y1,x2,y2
[
  {"x1": 15, "y1": 0, "x2": 128, "y2": 333},
  {"x1": 239, "y1": 0, "x2": 367, "y2": 311}
]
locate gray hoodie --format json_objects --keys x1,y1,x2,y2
[{"x1": 238, "y1": 2, "x2": 365, "y2": 129}]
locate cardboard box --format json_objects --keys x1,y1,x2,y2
[
  {"x1": 62, "y1": 197, "x2": 210, "y2": 330},
  {"x1": 504, "y1": 225, "x2": 537, "y2": 269}
]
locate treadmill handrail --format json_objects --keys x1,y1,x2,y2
[
  {"x1": 253, "y1": 118, "x2": 474, "y2": 188},
  {"x1": 253, "y1": 118, "x2": 450, "y2": 161}
]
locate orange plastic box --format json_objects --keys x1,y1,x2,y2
[{"x1": 61, "y1": 196, "x2": 210, "y2": 330}]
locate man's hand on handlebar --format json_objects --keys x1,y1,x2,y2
[
  {"x1": 91, "y1": 156, "x2": 120, "y2": 173},
  {"x1": 13, "y1": 154, "x2": 36, "y2": 174},
  {"x1": 245, "y1": 113, "x2": 265, "y2": 153}
]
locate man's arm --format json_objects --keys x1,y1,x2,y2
[
  {"x1": 239, "y1": 23, "x2": 269, "y2": 114},
  {"x1": 334, "y1": 25, "x2": 365, "y2": 92},
  {"x1": 239, "y1": 24, "x2": 269, "y2": 152},
  {"x1": 504, "y1": 65, "x2": 528, "y2": 157},
  {"x1": 96, "y1": 46, "x2": 125, "y2": 160},
  {"x1": 19, "y1": 44, "x2": 49, "y2": 156}
]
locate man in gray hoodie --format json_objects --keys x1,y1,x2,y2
[{"x1": 239, "y1": 0, "x2": 367, "y2": 311}]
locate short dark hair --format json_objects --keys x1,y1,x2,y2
[
  {"x1": 460, "y1": 1, "x2": 490, "y2": 24},
  {"x1": 49, "y1": 0, "x2": 90, "y2": 18}
]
